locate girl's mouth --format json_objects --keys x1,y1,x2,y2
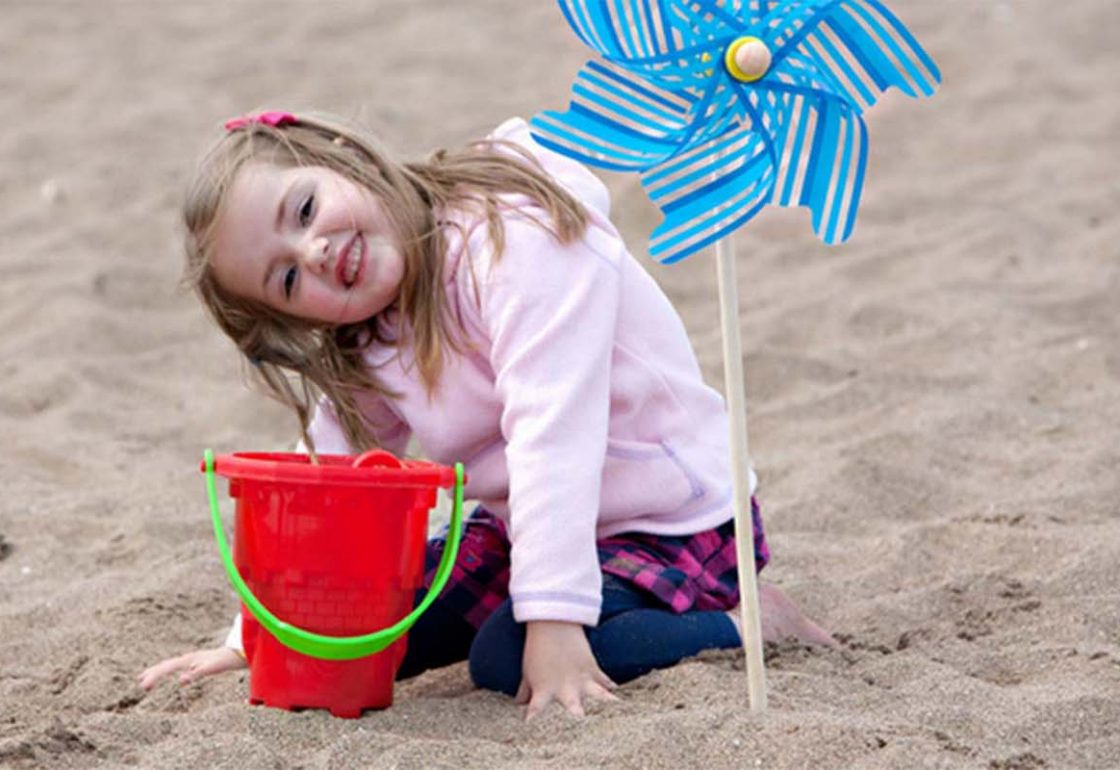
[{"x1": 337, "y1": 234, "x2": 365, "y2": 288}]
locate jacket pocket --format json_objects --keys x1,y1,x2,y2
[{"x1": 599, "y1": 438, "x2": 705, "y2": 519}]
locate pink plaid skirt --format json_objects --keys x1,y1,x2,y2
[{"x1": 423, "y1": 499, "x2": 769, "y2": 629}]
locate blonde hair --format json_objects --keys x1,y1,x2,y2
[{"x1": 182, "y1": 111, "x2": 588, "y2": 454}]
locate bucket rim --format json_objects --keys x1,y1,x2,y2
[{"x1": 202, "y1": 451, "x2": 458, "y2": 488}]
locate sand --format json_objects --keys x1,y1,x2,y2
[{"x1": 1, "y1": 1, "x2": 1118, "y2": 767}]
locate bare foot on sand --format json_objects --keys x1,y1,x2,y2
[{"x1": 727, "y1": 583, "x2": 837, "y2": 647}]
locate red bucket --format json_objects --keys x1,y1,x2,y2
[{"x1": 203, "y1": 449, "x2": 464, "y2": 718}]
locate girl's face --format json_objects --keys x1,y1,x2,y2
[{"x1": 210, "y1": 162, "x2": 405, "y2": 325}]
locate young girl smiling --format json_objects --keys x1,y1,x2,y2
[{"x1": 139, "y1": 110, "x2": 832, "y2": 718}]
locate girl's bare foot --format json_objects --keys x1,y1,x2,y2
[{"x1": 726, "y1": 583, "x2": 837, "y2": 647}]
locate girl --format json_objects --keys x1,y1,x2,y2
[{"x1": 139, "y1": 110, "x2": 833, "y2": 718}]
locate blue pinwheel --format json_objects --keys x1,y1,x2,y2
[
  {"x1": 531, "y1": 0, "x2": 939, "y2": 712},
  {"x1": 530, "y1": 0, "x2": 940, "y2": 263}
]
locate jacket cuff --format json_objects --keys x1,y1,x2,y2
[
  {"x1": 224, "y1": 612, "x2": 243, "y2": 652},
  {"x1": 511, "y1": 592, "x2": 602, "y2": 627}
]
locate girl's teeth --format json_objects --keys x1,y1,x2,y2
[{"x1": 345, "y1": 238, "x2": 361, "y2": 283}]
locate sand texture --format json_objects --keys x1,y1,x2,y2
[{"x1": 2, "y1": 1, "x2": 1119, "y2": 768}]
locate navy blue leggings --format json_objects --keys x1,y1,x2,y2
[{"x1": 398, "y1": 574, "x2": 741, "y2": 696}]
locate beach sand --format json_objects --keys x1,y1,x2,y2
[{"x1": 1, "y1": 1, "x2": 1118, "y2": 767}]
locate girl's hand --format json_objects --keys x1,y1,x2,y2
[
  {"x1": 517, "y1": 621, "x2": 618, "y2": 719},
  {"x1": 137, "y1": 647, "x2": 246, "y2": 691}
]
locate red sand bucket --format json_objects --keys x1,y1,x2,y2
[{"x1": 202, "y1": 448, "x2": 464, "y2": 718}]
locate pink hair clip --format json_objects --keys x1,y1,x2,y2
[{"x1": 223, "y1": 111, "x2": 298, "y2": 132}]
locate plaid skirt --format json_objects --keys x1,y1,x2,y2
[{"x1": 424, "y1": 499, "x2": 770, "y2": 630}]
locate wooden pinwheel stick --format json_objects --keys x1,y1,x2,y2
[
  {"x1": 715, "y1": 235, "x2": 768, "y2": 712},
  {"x1": 714, "y1": 34, "x2": 772, "y2": 712}
]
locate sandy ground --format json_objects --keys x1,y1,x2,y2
[{"x1": 1, "y1": 1, "x2": 1118, "y2": 768}]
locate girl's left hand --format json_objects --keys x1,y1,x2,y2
[
  {"x1": 137, "y1": 646, "x2": 246, "y2": 691},
  {"x1": 517, "y1": 620, "x2": 618, "y2": 719}
]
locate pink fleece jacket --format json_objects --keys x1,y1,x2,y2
[{"x1": 285, "y1": 118, "x2": 758, "y2": 629}]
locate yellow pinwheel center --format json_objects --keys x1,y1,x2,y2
[{"x1": 725, "y1": 36, "x2": 772, "y2": 83}]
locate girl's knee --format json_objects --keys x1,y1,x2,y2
[
  {"x1": 467, "y1": 603, "x2": 523, "y2": 696},
  {"x1": 467, "y1": 648, "x2": 519, "y2": 696}
]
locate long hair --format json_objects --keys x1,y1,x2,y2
[{"x1": 182, "y1": 111, "x2": 588, "y2": 454}]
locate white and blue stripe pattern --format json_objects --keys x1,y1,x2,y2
[{"x1": 531, "y1": 0, "x2": 939, "y2": 263}]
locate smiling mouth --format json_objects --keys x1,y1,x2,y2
[{"x1": 338, "y1": 234, "x2": 365, "y2": 288}]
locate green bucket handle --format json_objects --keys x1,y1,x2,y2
[{"x1": 204, "y1": 448, "x2": 465, "y2": 661}]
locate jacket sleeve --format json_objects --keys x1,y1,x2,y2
[
  {"x1": 224, "y1": 612, "x2": 243, "y2": 653},
  {"x1": 474, "y1": 215, "x2": 622, "y2": 626}
]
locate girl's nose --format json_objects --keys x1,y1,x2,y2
[{"x1": 300, "y1": 236, "x2": 331, "y2": 272}]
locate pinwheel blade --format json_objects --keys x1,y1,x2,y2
[
  {"x1": 771, "y1": 0, "x2": 941, "y2": 111},
  {"x1": 530, "y1": 60, "x2": 696, "y2": 171},
  {"x1": 643, "y1": 120, "x2": 776, "y2": 262},
  {"x1": 555, "y1": 0, "x2": 743, "y2": 62}
]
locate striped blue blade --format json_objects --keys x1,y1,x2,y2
[
  {"x1": 644, "y1": 139, "x2": 776, "y2": 263},
  {"x1": 752, "y1": 79, "x2": 868, "y2": 244},
  {"x1": 642, "y1": 93, "x2": 779, "y2": 262},
  {"x1": 555, "y1": 0, "x2": 752, "y2": 63},
  {"x1": 772, "y1": 0, "x2": 941, "y2": 110},
  {"x1": 529, "y1": 60, "x2": 698, "y2": 171}
]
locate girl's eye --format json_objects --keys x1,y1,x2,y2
[
  {"x1": 283, "y1": 265, "x2": 298, "y2": 299},
  {"x1": 298, "y1": 194, "x2": 315, "y2": 227}
]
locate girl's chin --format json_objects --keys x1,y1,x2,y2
[{"x1": 335, "y1": 296, "x2": 385, "y2": 324}]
